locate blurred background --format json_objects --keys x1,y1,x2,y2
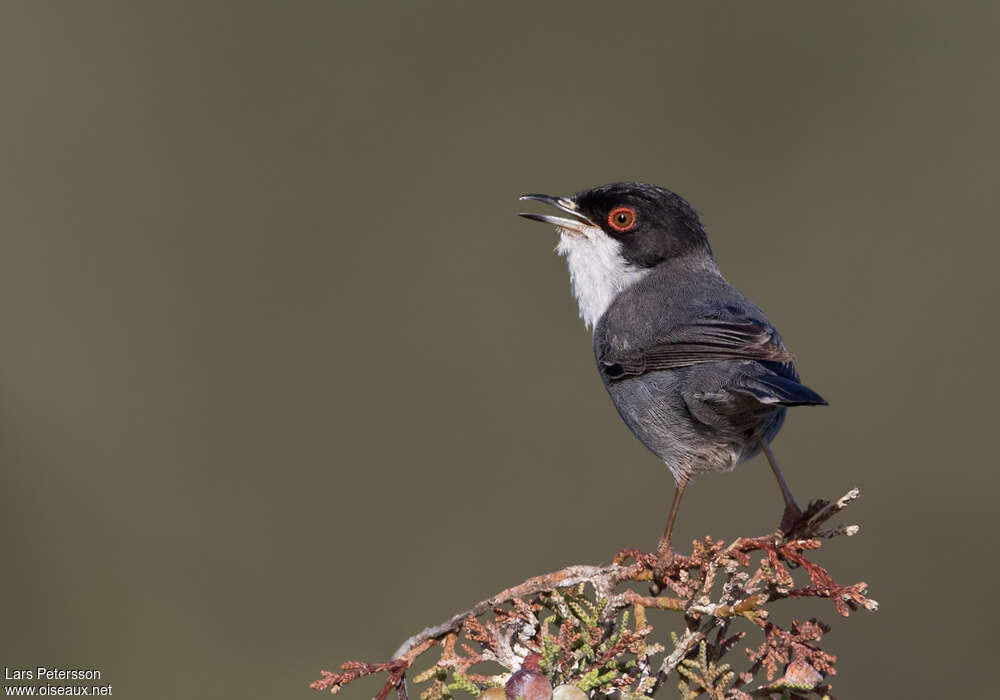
[{"x1": 2, "y1": 2, "x2": 997, "y2": 697}]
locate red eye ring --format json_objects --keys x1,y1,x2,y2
[{"x1": 608, "y1": 206, "x2": 637, "y2": 232}]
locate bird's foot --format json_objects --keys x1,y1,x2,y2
[
  {"x1": 650, "y1": 539, "x2": 676, "y2": 595},
  {"x1": 779, "y1": 502, "x2": 805, "y2": 536}
]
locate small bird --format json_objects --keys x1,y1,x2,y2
[{"x1": 518, "y1": 183, "x2": 826, "y2": 560}]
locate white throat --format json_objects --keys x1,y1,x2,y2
[{"x1": 556, "y1": 226, "x2": 649, "y2": 331}]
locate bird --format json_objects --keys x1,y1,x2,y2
[{"x1": 517, "y1": 182, "x2": 827, "y2": 561}]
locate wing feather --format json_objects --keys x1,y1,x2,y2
[{"x1": 600, "y1": 318, "x2": 795, "y2": 381}]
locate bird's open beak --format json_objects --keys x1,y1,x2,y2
[{"x1": 517, "y1": 194, "x2": 596, "y2": 232}]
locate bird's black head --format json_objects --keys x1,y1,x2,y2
[
  {"x1": 571, "y1": 182, "x2": 711, "y2": 267},
  {"x1": 518, "y1": 182, "x2": 714, "y2": 329}
]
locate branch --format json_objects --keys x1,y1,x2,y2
[
  {"x1": 311, "y1": 488, "x2": 876, "y2": 700},
  {"x1": 392, "y1": 561, "x2": 647, "y2": 659}
]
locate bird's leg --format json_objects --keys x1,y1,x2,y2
[
  {"x1": 760, "y1": 439, "x2": 803, "y2": 533},
  {"x1": 656, "y1": 479, "x2": 687, "y2": 564}
]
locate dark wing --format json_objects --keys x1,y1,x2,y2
[{"x1": 600, "y1": 317, "x2": 796, "y2": 381}]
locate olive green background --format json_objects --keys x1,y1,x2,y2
[{"x1": 2, "y1": 2, "x2": 997, "y2": 698}]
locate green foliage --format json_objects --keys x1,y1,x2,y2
[
  {"x1": 448, "y1": 674, "x2": 481, "y2": 696},
  {"x1": 676, "y1": 641, "x2": 734, "y2": 700},
  {"x1": 539, "y1": 633, "x2": 560, "y2": 676},
  {"x1": 575, "y1": 666, "x2": 619, "y2": 692},
  {"x1": 533, "y1": 583, "x2": 657, "y2": 695}
]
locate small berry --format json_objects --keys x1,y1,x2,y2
[
  {"x1": 505, "y1": 668, "x2": 552, "y2": 700},
  {"x1": 480, "y1": 687, "x2": 507, "y2": 700},
  {"x1": 551, "y1": 684, "x2": 588, "y2": 700}
]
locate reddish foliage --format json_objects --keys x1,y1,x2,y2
[
  {"x1": 747, "y1": 619, "x2": 836, "y2": 684},
  {"x1": 310, "y1": 658, "x2": 408, "y2": 700}
]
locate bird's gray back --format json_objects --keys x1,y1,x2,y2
[
  {"x1": 593, "y1": 259, "x2": 788, "y2": 482},
  {"x1": 596, "y1": 257, "x2": 777, "y2": 355}
]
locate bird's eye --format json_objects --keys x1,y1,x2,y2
[{"x1": 608, "y1": 207, "x2": 637, "y2": 232}]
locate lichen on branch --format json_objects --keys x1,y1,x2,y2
[{"x1": 311, "y1": 489, "x2": 875, "y2": 700}]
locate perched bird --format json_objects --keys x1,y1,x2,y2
[{"x1": 518, "y1": 183, "x2": 826, "y2": 559}]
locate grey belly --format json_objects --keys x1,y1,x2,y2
[{"x1": 603, "y1": 366, "x2": 786, "y2": 484}]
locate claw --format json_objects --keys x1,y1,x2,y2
[
  {"x1": 651, "y1": 541, "x2": 676, "y2": 594},
  {"x1": 780, "y1": 502, "x2": 805, "y2": 536}
]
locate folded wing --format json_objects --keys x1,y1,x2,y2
[{"x1": 600, "y1": 317, "x2": 796, "y2": 380}]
